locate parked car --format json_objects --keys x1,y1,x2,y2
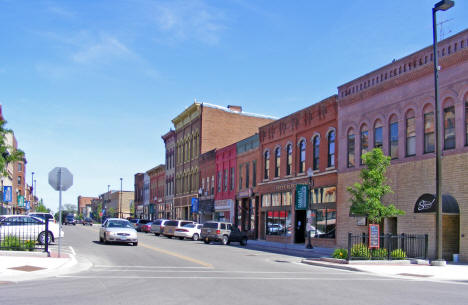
[
  {"x1": 134, "y1": 219, "x2": 151, "y2": 232},
  {"x1": 0, "y1": 215, "x2": 64, "y2": 245},
  {"x1": 82, "y1": 217, "x2": 93, "y2": 226},
  {"x1": 28, "y1": 212, "x2": 55, "y2": 224},
  {"x1": 99, "y1": 218, "x2": 138, "y2": 246},
  {"x1": 64, "y1": 214, "x2": 76, "y2": 225},
  {"x1": 163, "y1": 220, "x2": 196, "y2": 238},
  {"x1": 201, "y1": 221, "x2": 247, "y2": 245},
  {"x1": 150, "y1": 219, "x2": 170, "y2": 236},
  {"x1": 174, "y1": 223, "x2": 203, "y2": 241},
  {"x1": 141, "y1": 221, "x2": 153, "y2": 233}
]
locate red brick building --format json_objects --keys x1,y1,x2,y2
[
  {"x1": 134, "y1": 173, "x2": 145, "y2": 218},
  {"x1": 77, "y1": 196, "x2": 98, "y2": 217},
  {"x1": 215, "y1": 143, "x2": 237, "y2": 223},
  {"x1": 162, "y1": 130, "x2": 176, "y2": 219},
  {"x1": 199, "y1": 149, "x2": 216, "y2": 223},
  {"x1": 147, "y1": 164, "x2": 165, "y2": 219},
  {"x1": 236, "y1": 134, "x2": 260, "y2": 239},
  {"x1": 258, "y1": 96, "x2": 338, "y2": 246}
]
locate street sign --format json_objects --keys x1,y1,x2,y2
[
  {"x1": 48, "y1": 167, "x2": 73, "y2": 191},
  {"x1": 295, "y1": 184, "x2": 309, "y2": 210},
  {"x1": 368, "y1": 224, "x2": 380, "y2": 249}
]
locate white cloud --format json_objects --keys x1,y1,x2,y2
[
  {"x1": 71, "y1": 35, "x2": 132, "y2": 64},
  {"x1": 151, "y1": 0, "x2": 227, "y2": 45},
  {"x1": 47, "y1": 5, "x2": 75, "y2": 18}
]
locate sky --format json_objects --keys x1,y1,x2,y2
[{"x1": 1, "y1": 0, "x2": 467, "y2": 213}]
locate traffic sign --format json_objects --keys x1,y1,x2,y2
[{"x1": 48, "y1": 167, "x2": 73, "y2": 191}]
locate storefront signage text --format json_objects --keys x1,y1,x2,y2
[
  {"x1": 414, "y1": 194, "x2": 437, "y2": 213},
  {"x1": 295, "y1": 184, "x2": 309, "y2": 210},
  {"x1": 368, "y1": 224, "x2": 380, "y2": 249}
]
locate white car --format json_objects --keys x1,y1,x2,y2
[
  {"x1": 174, "y1": 223, "x2": 203, "y2": 241},
  {"x1": 99, "y1": 218, "x2": 138, "y2": 246},
  {"x1": 0, "y1": 215, "x2": 63, "y2": 244}
]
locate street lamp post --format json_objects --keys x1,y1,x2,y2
[
  {"x1": 432, "y1": 0, "x2": 454, "y2": 265},
  {"x1": 120, "y1": 178, "x2": 123, "y2": 219},
  {"x1": 306, "y1": 168, "x2": 314, "y2": 249},
  {"x1": 31, "y1": 172, "x2": 34, "y2": 199}
]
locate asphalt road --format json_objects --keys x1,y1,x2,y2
[{"x1": 1, "y1": 225, "x2": 467, "y2": 305}]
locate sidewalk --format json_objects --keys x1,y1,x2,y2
[
  {"x1": 0, "y1": 250, "x2": 82, "y2": 283},
  {"x1": 302, "y1": 258, "x2": 468, "y2": 283},
  {"x1": 246, "y1": 240, "x2": 334, "y2": 258}
]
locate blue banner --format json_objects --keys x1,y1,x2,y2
[
  {"x1": 191, "y1": 197, "x2": 199, "y2": 213},
  {"x1": 25, "y1": 201, "x2": 30, "y2": 210},
  {"x1": 3, "y1": 186, "x2": 12, "y2": 202}
]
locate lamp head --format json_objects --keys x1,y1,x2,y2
[{"x1": 434, "y1": 0, "x2": 454, "y2": 11}]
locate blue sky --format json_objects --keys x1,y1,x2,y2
[{"x1": 1, "y1": 0, "x2": 467, "y2": 213}]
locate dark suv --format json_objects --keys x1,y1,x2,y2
[
  {"x1": 64, "y1": 215, "x2": 76, "y2": 225},
  {"x1": 201, "y1": 221, "x2": 248, "y2": 246},
  {"x1": 82, "y1": 217, "x2": 93, "y2": 226}
]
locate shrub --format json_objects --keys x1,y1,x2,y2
[
  {"x1": 351, "y1": 243, "x2": 370, "y2": 259},
  {"x1": 371, "y1": 248, "x2": 388, "y2": 260},
  {"x1": 390, "y1": 249, "x2": 407, "y2": 260},
  {"x1": 24, "y1": 240, "x2": 36, "y2": 251},
  {"x1": 1, "y1": 236, "x2": 24, "y2": 251},
  {"x1": 332, "y1": 248, "x2": 348, "y2": 260}
]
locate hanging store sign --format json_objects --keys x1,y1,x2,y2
[
  {"x1": 368, "y1": 224, "x2": 380, "y2": 249},
  {"x1": 414, "y1": 194, "x2": 437, "y2": 213},
  {"x1": 3, "y1": 186, "x2": 12, "y2": 202},
  {"x1": 295, "y1": 184, "x2": 308, "y2": 210}
]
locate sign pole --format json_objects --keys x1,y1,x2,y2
[{"x1": 58, "y1": 168, "x2": 62, "y2": 258}]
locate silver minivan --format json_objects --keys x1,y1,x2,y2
[
  {"x1": 150, "y1": 219, "x2": 170, "y2": 236},
  {"x1": 163, "y1": 220, "x2": 196, "y2": 239}
]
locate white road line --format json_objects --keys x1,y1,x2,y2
[
  {"x1": 69, "y1": 246, "x2": 76, "y2": 256},
  {"x1": 89, "y1": 270, "x2": 356, "y2": 275},
  {"x1": 93, "y1": 265, "x2": 212, "y2": 269}
]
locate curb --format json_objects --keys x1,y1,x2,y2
[
  {"x1": 0, "y1": 250, "x2": 50, "y2": 258},
  {"x1": 301, "y1": 259, "x2": 364, "y2": 272}
]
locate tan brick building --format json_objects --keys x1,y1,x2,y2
[
  {"x1": 171, "y1": 103, "x2": 275, "y2": 220},
  {"x1": 337, "y1": 29, "x2": 468, "y2": 261}
]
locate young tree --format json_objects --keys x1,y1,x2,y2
[
  {"x1": 35, "y1": 200, "x2": 50, "y2": 213},
  {"x1": 0, "y1": 120, "x2": 25, "y2": 176},
  {"x1": 347, "y1": 148, "x2": 405, "y2": 224}
]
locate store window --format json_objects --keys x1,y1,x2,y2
[
  {"x1": 347, "y1": 129, "x2": 355, "y2": 168},
  {"x1": 310, "y1": 186, "x2": 336, "y2": 239},
  {"x1": 275, "y1": 147, "x2": 281, "y2": 177},
  {"x1": 313, "y1": 135, "x2": 320, "y2": 170},
  {"x1": 360, "y1": 125, "x2": 368, "y2": 164},
  {"x1": 264, "y1": 151, "x2": 270, "y2": 180},
  {"x1": 299, "y1": 140, "x2": 306, "y2": 173},
  {"x1": 327, "y1": 131, "x2": 335, "y2": 168},
  {"x1": 389, "y1": 115, "x2": 399, "y2": 159},
  {"x1": 266, "y1": 211, "x2": 292, "y2": 237},
  {"x1": 286, "y1": 144, "x2": 292, "y2": 175},
  {"x1": 444, "y1": 105, "x2": 456, "y2": 150},
  {"x1": 374, "y1": 120, "x2": 383, "y2": 150},
  {"x1": 424, "y1": 108, "x2": 435, "y2": 153},
  {"x1": 406, "y1": 110, "x2": 416, "y2": 156},
  {"x1": 262, "y1": 194, "x2": 271, "y2": 207}
]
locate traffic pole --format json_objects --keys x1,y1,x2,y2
[{"x1": 58, "y1": 168, "x2": 62, "y2": 258}]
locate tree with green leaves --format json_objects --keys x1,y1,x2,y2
[
  {"x1": 347, "y1": 148, "x2": 405, "y2": 224},
  {"x1": 0, "y1": 120, "x2": 25, "y2": 176},
  {"x1": 35, "y1": 200, "x2": 50, "y2": 213}
]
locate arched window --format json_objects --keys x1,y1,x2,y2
[
  {"x1": 264, "y1": 151, "x2": 270, "y2": 180},
  {"x1": 328, "y1": 130, "x2": 335, "y2": 168},
  {"x1": 360, "y1": 125, "x2": 368, "y2": 164},
  {"x1": 299, "y1": 140, "x2": 306, "y2": 173},
  {"x1": 406, "y1": 110, "x2": 416, "y2": 156},
  {"x1": 423, "y1": 105, "x2": 435, "y2": 153},
  {"x1": 313, "y1": 135, "x2": 320, "y2": 170},
  {"x1": 389, "y1": 115, "x2": 399, "y2": 159},
  {"x1": 347, "y1": 128, "x2": 355, "y2": 168},
  {"x1": 286, "y1": 144, "x2": 292, "y2": 175},
  {"x1": 275, "y1": 147, "x2": 281, "y2": 177},
  {"x1": 374, "y1": 120, "x2": 383, "y2": 149},
  {"x1": 444, "y1": 102, "x2": 456, "y2": 150},
  {"x1": 465, "y1": 95, "x2": 468, "y2": 146}
]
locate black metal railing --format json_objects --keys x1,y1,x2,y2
[
  {"x1": 347, "y1": 232, "x2": 428, "y2": 261},
  {"x1": 0, "y1": 218, "x2": 50, "y2": 252}
]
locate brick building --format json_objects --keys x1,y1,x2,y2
[
  {"x1": 199, "y1": 149, "x2": 216, "y2": 223},
  {"x1": 336, "y1": 29, "x2": 468, "y2": 261},
  {"x1": 258, "y1": 96, "x2": 338, "y2": 246},
  {"x1": 134, "y1": 173, "x2": 144, "y2": 218},
  {"x1": 147, "y1": 164, "x2": 165, "y2": 220},
  {"x1": 215, "y1": 143, "x2": 237, "y2": 223},
  {"x1": 77, "y1": 196, "x2": 98, "y2": 217},
  {"x1": 171, "y1": 102, "x2": 275, "y2": 221},
  {"x1": 162, "y1": 130, "x2": 176, "y2": 219},
  {"x1": 235, "y1": 134, "x2": 260, "y2": 239}
]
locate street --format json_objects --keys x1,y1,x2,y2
[{"x1": 1, "y1": 226, "x2": 467, "y2": 305}]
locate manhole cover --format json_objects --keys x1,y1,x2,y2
[
  {"x1": 0, "y1": 281, "x2": 13, "y2": 285},
  {"x1": 8, "y1": 265, "x2": 46, "y2": 272},
  {"x1": 274, "y1": 260, "x2": 290, "y2": 263},
  {"x1": 397, "y1": 273, "x2": 434, "y2": 278}
]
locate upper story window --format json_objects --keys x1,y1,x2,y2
[
  {"x1": 328, "y1": 130, "x2": 335, "y2": 168},
  {"x1": 406, "y1": 110, "x2": 416, "y2": 156},
  {"x1": 389, "y1": 115, "x2": 399, "y2": 159},
  {"x1": 347, "y1": 129, "x2": 355, "y2": 168},
  {"x1": 313, "y1": 135, "x2": 320, "y2": 170},
  {"x1": 239, "y1": 164, "x2": 243, "y2": 190},
  {"x1": 211, "y1": 176, "x2": 215, "y2": 195},
  {"x1": 444, "y1": 104, "x2": 456, "y2": 150},
  {"x1": 299, "y1": 140, "x2": 306, "y2": 173},
  {"x1": 286, "y1": 144, "x2": 292, "y2": 175},
  {"x1": 374, "y1": 120, "x2": 383, "y2": 150},
  {"x1": 424, "y1": 106, "x2": 435, "y2": 153},
  {"x1": 264, "y1": 151, "x2": 270, "y2": 180},
  {"x1": 17, "y1": 176, "x2": 21, "y2": 185},
  {"x1": 275, "y1": 147, "x2": 281, "y2": 177},
  {"x1": 465, "y1": 98, "x2": 468, "y2": 146},
  {"x1": 223, "y1": 169, "x2": 228, "y2": 192},
  {"x1": 230, "y1": 168, "x2": 234, "y2": 191},
  {"x1": 18, "y1": 163, "x2": 22, "y2": 172},
  {"x1": 217, "y1": 171, "x2": 221, "y2": 193},
  {"x1": 360, "y1": 125, "x2": 368, "y2": 164},
  {"x1": 245, "y1": 162, "x2": 250, "y2": 188},
  {"x1": 252, "y1": 160, "x2": 257, "y2": 187}
]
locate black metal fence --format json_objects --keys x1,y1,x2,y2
[
  {"x1": 347, "y1": 233, "x2": 428, "y2": 261},
  {"x1": 0, "y1": 217, "x2": 51, "y2": 252}
]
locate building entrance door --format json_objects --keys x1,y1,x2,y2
[{"x1": 295, "y1": 210, "x2": 306, "y2": 243}]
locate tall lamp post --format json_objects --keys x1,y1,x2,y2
[
  {"x1": 120, "y1": 178, "x2": 123, "y2": 219},
  {"x1": 432, "y1": 0, "x2": 454, "y2": 265},
  {"x1": 31, "y1": 171, "x2": 34, "y2": 198},
  {"x1": 306, "y1": 168, "x2": 314, "y2": 249}
]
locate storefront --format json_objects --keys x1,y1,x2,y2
[
  {"x1": 236, "y1": 188, "x2": 259, "y2": 239},
  {"x1": 214, "y1": 199, "x2": 234, "y2": 223},
  {"x1": 199, "y1": 199, "x2": 214, "y2": 223}
]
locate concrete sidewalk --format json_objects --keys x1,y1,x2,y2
[
  {"x1": 302, "y1": 258, "x2": 468, "y2": 283},
  {"x1": 0, "y1": 250, "x2": 83, "y2": 283},
  {"x1": 246, "y1": 240, "x2": 334, "y2": 258}
]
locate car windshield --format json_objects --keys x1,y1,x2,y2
[
  {"x1": 183, "y1": 224, "x2": 195, "y2": 228},
  {"x1": 128, "y1": 219, "x2": 138, "y2": 223},
  {"x1": 107, "y1": 220, "x2": 133, "y2": 228},
  {"x1": 203, "y1": 222, "x2": 218, "y2": 229},
  {"x1": 165, "y1": 220, "x2": 178, "y2": 226}
]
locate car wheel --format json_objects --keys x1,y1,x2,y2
[
  {"x1": 221, "y1": 235, "x2": 228, "y2": 245},
  {"x1": 133, "y1": 242, "x2": 138, "y2": 246},
  {"x1": 99, "y1": 236, "x2": 103, "y2": 243},
  {"x1": 204, "y1": 238, "x2": 210, "y2": 244},
  {"x1": 179, "y1": 237, "x2": 184, "y2": 240},
  {"x1": 192, "y1": 233, "x2": 199, "y2": 241},
  {"x1": 167, "y1": 236, "x2": 172, "y2": 239},
  {"x1": 38, "y1": 231, "x2": 53, "y2": 245},
  {"x1": 240, "y1": 238, "x2": 247, "y2": 246}
]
